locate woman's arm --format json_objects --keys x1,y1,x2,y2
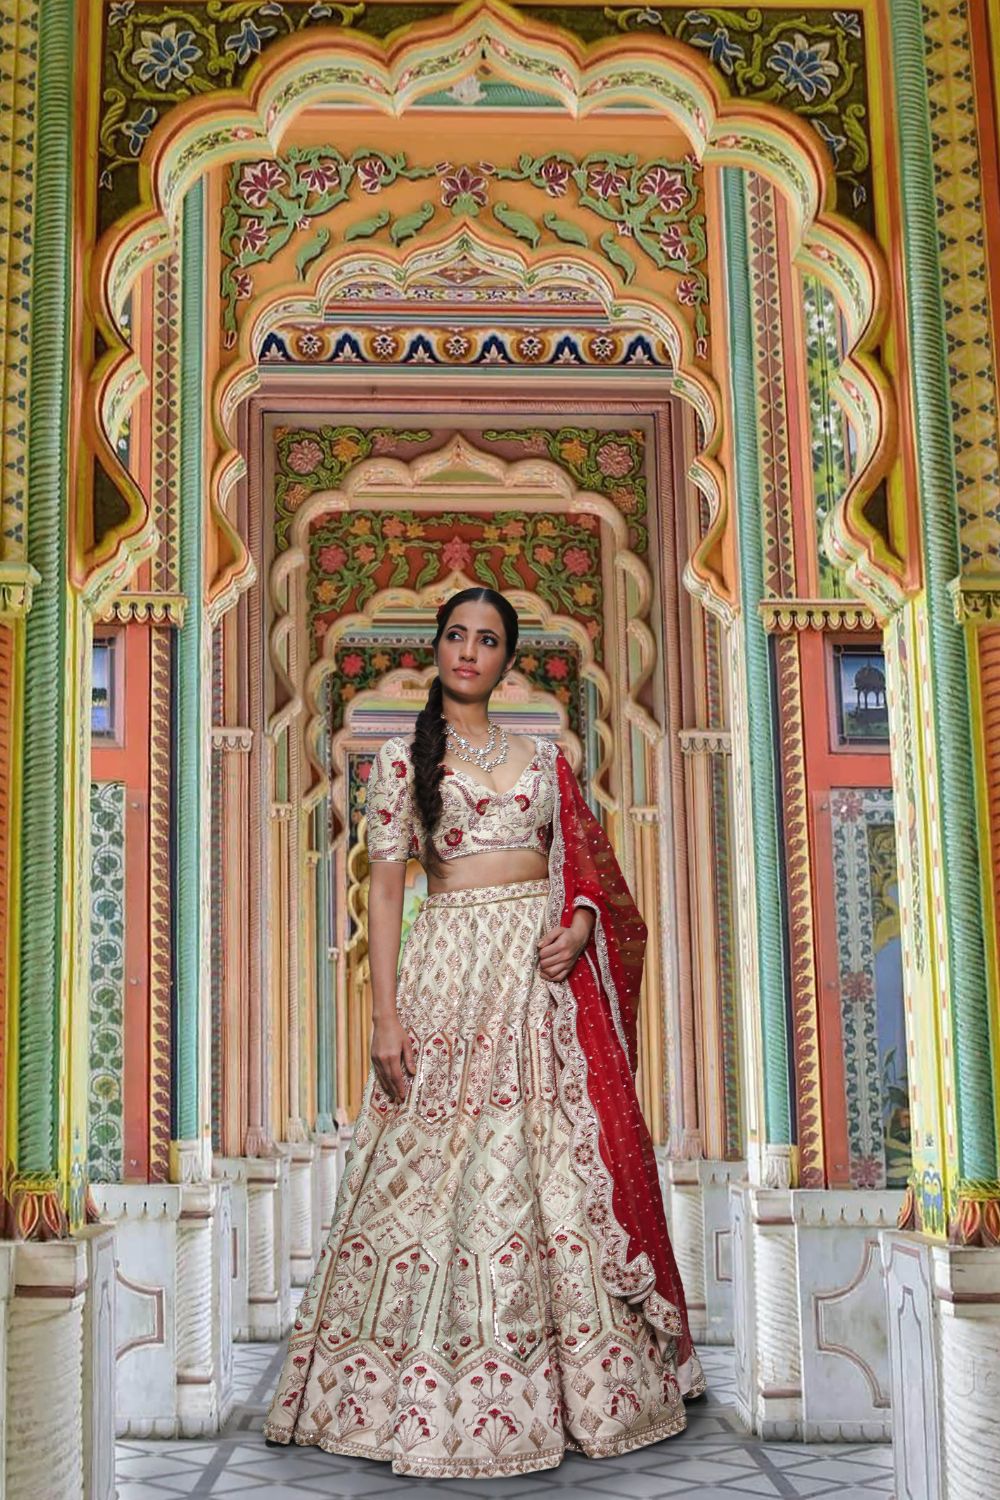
[{"x1": 367, "y1": 860, "x2": 415, "y2": 1100}]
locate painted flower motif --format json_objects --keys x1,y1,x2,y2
[
  {"x1": 239, "y1": 159, "x2": 286, "y2": 208},
  {"x1": 559, "y1": 436, "x2": 589, "y2": 465},
  {"x1": 231, "y1": 269, "x2": 253, "y2": 300},
  {"x1": 371, "y1": 332, "x2": 400, "y2": 360},
  {"x1": 443, "y1": 828, "x2": 464, "y2": 847},
  {"x1": 831, "y1": 790, "x2": 864, "y2": 820},
  {"x1": 286, "y1": 437, "x2": 324, "y2": 475},
  {"x1": 637, "y1": 165, "x2": 687, "y2": 212},
  {"x1": 562, "y1": 546, "x2": 591, "y2": 577},
  {"x1": 588, "y1": 334, "x2": 617, "y2": 361},
  {"x1": 357, "y1": 157, "x2": 388, "y2": 194},
  {"x1": 538, "y1": 159, "x2": 571, "y2": 196},
  {"x1": 501, "y1": 519, "x2": 525, "y2": 538},
  {"x1": 238, "y1": 218, "x2": 269, "y2": 257},
  {"x1": 120, "y1": 106, "x2": 158, "y2": 156},
  {"x1": 658, "y1": 224, "x2": 688, "y2": 263},
  {"x1": 444, "y1": 333, "x2": 471, "y2": 358},
  {"x1": 299, "y1": 160, "x2": 340, "y2": 195},
  {"x1": 610, "y1": 483, "x2": 638, "y2": 514},
  {"x1": 382, "y1": 515, "x2": 406, "y2": 537},
  {"x1": 695, "y1": 335, "x2": 709, "y2": 359},
  {"x1": 767, "y1": 33, "x2": 840, "y2": 100},
  {"x1": 841, "y1": 970, "x2": 875, "y2": 1003},
  {"x1": 224, "y1": 17, "x2": 277, "y2": 65},
  {"x1": 676, "y1": 277, "x2": 699, "y2": 306},
  {"x1": 546, "y1": 655, "x2": 569, "y2": 680},
  {"x1": 573, "y1": 582, "x2": 596, "y2": 606},
  {"x1": 399, "y1": 651, "x2": 418, "y2": 668},
  {"x1": 833, "y1": 9, "x2": 863, "y2": 37},
  {"x1": 440, "y1": 165, "x2": 489, "y2": 211},
  {"x1": 355, "y1": 543, "x2": 377, "y2": 563},
  {"x1": 587, "y1": 165, "x2": 627, "y2": 201},
  {"x1": 332, "y1": 434, "x2": 361, "y2": 461},
  {"x1": 595, "y1": 441, "x2": 634, "y2": 478},
  {"x1": 516, "y1": 334, "x2": 544, "y2": 361},
  {"x1": 812, "y1": 119, "x2": 847, "y2": 162},
  {"x1": 131, "y1": 22, "x2": 202, "y2": 89},
  {"x1": 441, "y1": 535, "x2": 473, "y2": 570},
  {"x1": 575, "y1": 513, "x2": 599, "y2": 532},
  {"x1": 318, "y1": 543, "x2": 347, "y2": 572},
  {"x1": 340, "y1": 653, "x2": 364, "y2": 678},
  {"x1": 534, "y1": 544, "x2": 555, "y2": 565},
  {"x1": 108, "y1": 0, "x2": 134, "y2": 23},
  {"x1": 296, "y1": 331, "x2": 324, "y2": 358},
  {"x1": 851, "y1": 1156, "x2": 884, "y2": 1188},
  {"x1": 686, "y1": 16, "x2": 745, "y2": 75}
]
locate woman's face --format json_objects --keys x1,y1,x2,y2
[{"x1": 436, "y1": 600, "x2": 513, "y2": 698}]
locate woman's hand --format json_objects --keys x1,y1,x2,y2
[
  {"x1": 537, "y1": 909, "x2": 595, "y2": 983},
  {"x1": 371, "y1": 1014, "x2": 416, "y2": 1103}
]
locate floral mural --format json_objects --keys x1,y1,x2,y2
[
  {"x1": 219, "y1": 146, "x2": 708, "y2": 349},
  {"x1": 309, "y1": 509, "x2": 604, "y2": 658}
]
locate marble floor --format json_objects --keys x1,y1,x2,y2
[{"x1": 115, "y1": 1342, "x2": 896, "y2": 1498}]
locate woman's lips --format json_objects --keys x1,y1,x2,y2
[{"x1": 454, "y1": 668, "x2": 479, "y2": 677}]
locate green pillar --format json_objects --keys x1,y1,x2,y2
[
  {"x1": 171, "y1": 180, "x2": 209, "y2": 1176},
  {"x1": 722, "y1": 167, "x2": 794, "y2": 1155},
  {"x1": 16, "y1": 0, "x2": 74, "y2": 1230},
  {"x1": 888, "y1": 0, "x2": 996, "y2": 1190}
]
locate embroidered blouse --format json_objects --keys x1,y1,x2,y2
[{"x1": 364, "y1": 734, "x2": 555, "y2": 865}]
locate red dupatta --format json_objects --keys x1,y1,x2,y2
[{"x1": 543, "y1": 744, "x2": 699, "y2": 1383}]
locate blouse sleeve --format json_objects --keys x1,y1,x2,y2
[{"x1": 365, "y1": 739, "x2": 418, "y2": 862}]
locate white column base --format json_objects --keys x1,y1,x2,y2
[
  {"x1": 312, "y1": 1131, "x2": 339, "y2": 1240},
  {"x1": 79, "y1": 1225, "x2": 117, "y2": 1500},
  {"x1": 732, "y1": 1184, "x2": 902, "y2": 1441},
  {"x1": 279, "y1": 1141, "x2": 320, "y2": 1286},
  {"x1": 6, "y1": 1240, "x2": 88, "y2": 1499},
  {"x1": 92, "y1": 1180, "x2": 234, "y2": 1437},
  {"x1": 215, "y1": 1155, "x2": 294, "y2": 1341},
  {"x1": 665, "y1": 1159, "x2": 744, "y2": 1345},
  {"x1": 882, "y1": 1230, "x2": 1000, "y2": 1500},
  {"x1": 793, "y1": 1189, "x2": 901, "y2": 1441}
]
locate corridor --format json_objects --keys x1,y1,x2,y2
[{"x1": 115, "y1": 1345, "x2": 895, "y2": 1499}]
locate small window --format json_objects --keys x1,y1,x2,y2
[
  {"x1": 828, "y1": 642, "x2": 889, "y2": 750},
  {"x1": 92, "y1": 633, "x2": 122, "y2": 743}
]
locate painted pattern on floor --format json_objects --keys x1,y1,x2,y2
[{"x1": 115, "y1": 1343, "x2": 895, "y2": 1497}]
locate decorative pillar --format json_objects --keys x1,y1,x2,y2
[
  {"x1": 170, "y1": 180, "x2": 212, "y2": 1185},
  {"x1": 721, "y1": 167, "x2": 794, "y2": 1190}
]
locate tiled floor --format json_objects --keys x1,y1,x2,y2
[{"x1": 115, "y1": 1342, "x2": 895, "y2": 1498}]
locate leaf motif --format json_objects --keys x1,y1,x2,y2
[
  {"x1": 599, "y1": 231, "x2": 637, "y2": 285},
  {"x1": 492, "y1": 202, "x2": 541, "y2": 249},
  {"x1": 344, "y1": 209, "x2": 391, "y2": 242},
  {"x1": 295, "y1": 226, "x2": 331, "y2": 279},
  {"x1": 542, "y1": 212, "x2": 589, "y2": 247},
  {"x1": 389, "y1": 202, "x2": 435, "y2": 246}
]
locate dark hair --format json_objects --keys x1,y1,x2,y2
[{"x1": 410, "y1": 587, "x2": 519, "y2": 876}]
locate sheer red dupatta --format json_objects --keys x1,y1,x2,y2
[{"x1": 544, "y1": 745, "x2": 699, "y2": 1381}]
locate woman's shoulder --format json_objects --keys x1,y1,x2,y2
[{"x1": 374, "y1": 735, "x2": 413, "y2": 770}]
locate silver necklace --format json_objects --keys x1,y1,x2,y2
[{"x1": 445, "y1": 717, "x2": 509, "y2": 772}]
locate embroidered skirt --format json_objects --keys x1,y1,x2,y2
[{"x1": 263, "y1": 876, "x2": 694, "y2": 1478}]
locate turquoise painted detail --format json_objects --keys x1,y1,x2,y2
[
  {"x1": 722, "y1": 168, "x2": 793, "y2": 1147},
  {"x1": 18, "y1": 0, "x2": 74, "y2": 1174},
  {"x1": 890, "y1": 0, "x2": 996, "y2": 1177},
  {"x1": 173, "y1": 180, "x2": 205, "y2": 1144}
]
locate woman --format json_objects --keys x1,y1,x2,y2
[{"x1": 264, "y1": 587, "x2": 703, "y2": 1478}]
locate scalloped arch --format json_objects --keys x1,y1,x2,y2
[{"x1": 85, "y1": 0, "x2": 897, "y2": 618}]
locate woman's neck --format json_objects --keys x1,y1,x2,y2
[{"x1": 441, "y1": 704, "x2": 491, "y2": 739}]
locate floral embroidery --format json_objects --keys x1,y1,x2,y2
[
  {"x1": 475, "y1": 798, "x2": 491, "y2": 816},
  {"x1": 444, "y1": 828, "x2": 464, "y2": 848},
  {"x1": 514, "y1": 794, "x2": 530, "y2": 812}
]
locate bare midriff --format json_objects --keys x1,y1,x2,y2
[{"x1": 425, "y1": 849, "x2": 550, "y2": 894}]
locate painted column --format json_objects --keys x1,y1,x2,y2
[
  {"x1": 887, "y1": 0, "x2": 999, "y2": 1232},
  {"x1": 13, "y1": 0, "x2": 89, "y2": 1235},
  {"x1": 170, "y1": 180, "x2": 212, "y2": 1183},
  {"x1": 721, "y1": 168, "x2": 794, "y2": 1188}
]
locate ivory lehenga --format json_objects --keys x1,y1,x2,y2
[{"x1": 264, "y1": 734, "x2": 704, "y2": 1478}]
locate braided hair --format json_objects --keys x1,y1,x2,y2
[{"x1": 410, "y1": 587, "x2": 519, "y2": 877}]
